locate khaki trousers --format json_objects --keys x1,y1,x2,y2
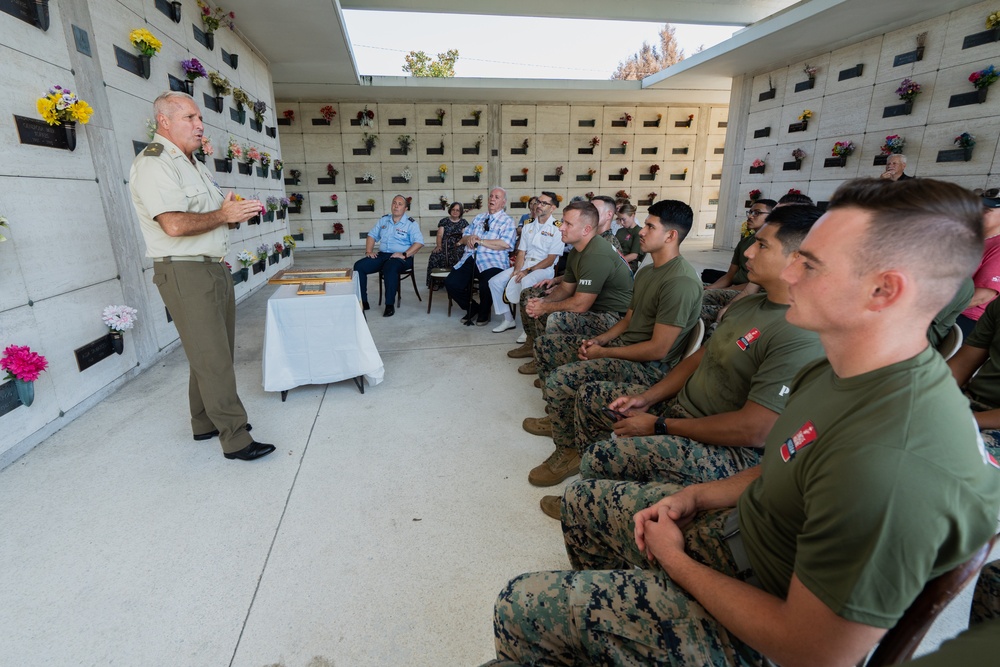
[{"x1": 152, "y1": 260, "x2": 252, "y2": 453}]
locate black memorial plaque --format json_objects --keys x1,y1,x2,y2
[
  {"x1": 72, "y1": 25, "x2": 91, "y2": 56},
  {"x1": 838, "y1": 64, "x2": 863, "y2": 81},
  {"x1": 758, "y1": 88, "x2": 776, "y2": 101},
  {"x1": 753, "y1": 127, "x2": 771, "y2": 138},
  {"x1": 510, "y1": 119, "x2": 528, "y2": 127},
  {"x1": 641, "y1": 147, "x2": 658, "y2": 155},
  {"x1": 578, "y1": 119, "x2": 596, "y2": 127},
  {"x1": 962, "y1": 28, "x2": 1000, "y2": 50},
  {"x1": 387, "y1": 118, "x2": 406, "y2": 126},
  {"x1": 0, "y1": 0, "x2": 48, "y2": 30},
  {"x1": 14, "y1": 115, "x2": 72, "y2": 150},
  {"x1": 892, "y1": 48, "x2": 923, "y2": 67},
  {"x1": 114, "y1": 45, "x2": 145, "y2": 77},
  {"x1": 0, "y1": 381, "x2": 23, "y2": 416},
  {"x1": 75, "y1": 335, "x2": 114, "y2": 372}
]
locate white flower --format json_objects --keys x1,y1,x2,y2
[
  {"x1": 102, "y1": 305, "x2": 138, "y2": 332},
  {"x1": 401, "y1": 168, "x2": 412, "y2": 181},
  {"x1": 0, "y1": 215, "x2": 8, "y2": 243},
  {"x1": 363, "y1": 171, "x2": 375, "y2": 182}
]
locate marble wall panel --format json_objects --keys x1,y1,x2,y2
[
  {"x1": 940, "y1": 1, "x2": 1000, "y2": 71},
  {"x1": 874, "y1": 18, "x2": 943, "y2": 84},
  {"x1": 815, "y1": 88, "x2": 873, "y2": 141}
]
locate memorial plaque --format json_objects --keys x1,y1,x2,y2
[
  {"x1": 463, "y1": 175, "x2": 480, "y2": 183},
  {"x1": 963, "y1": 28, "x2": 1000, "y2": 50},
  {"x1": 794, "y1": 79, "x2": 815, "y2": 92},
  {"x1": 882, "y1": 101, "x2": 913, "y2": 118},
  {"x1": 669, "y1": 174, "x2": 686, "y2": 181},
  {"x1": 461, "y1": 118, "x2": 479, "y2": 126},
  {"x1": 608, "y1": 174, "x2": 624, "y2": 181},
  {"x1": 641, "y1": 147, "x2": 658, "y2": 155},
  {"x1": 0, "y1": 0, "x2": 48, "y2": 30},
  {"x1": 718, "y1": 121, "x2": 728, "y2": 128},
  {"x1": 357, "y1": 205, "x2": 375, "y2": 212},
  {"x1": 637, "y1": 199, "x2": 653, "y2": 206},
  {"x1": 317, "y1": 177, "x2": 335, "y2": 185},
  {"x1": 823, "y1": 157, "x2": 847, "y2": 168},
  {"x1": 428, "y1": 204, "x2": 444, "y2": 211},
  {"x1": 268, "y1": 254, "x2": 278, "y2": 266},
  {"x1": 354, "y1": 177, "x2": 370, "y2": 184},
  {"x1": 638, "y1": 174, "x2": 655, "y2": 181},
  {"x1": 426, "y1": 146, "x2": 444, "y2": 155},
  {"x1": 873, "y1": 154, "x2": 889, "y2": 166},
  {"x1": 609, "y1": 147, "x2": 625, "y2": 155},
  {"x1": 249, "y1": 119, "x2": 262, "y2": 132},
  {"x1": 319, "y1": 206, "x2": 339, "y2": 213},
  {"x1": 510, "y1": 119, "x2": 528, "y2": 126},
  {"x1": 709, "y1": 199, "x2": 719, "y2": 205},
  {"x1": 948, "y1": 89, "x2": 988, "y2": 108},
  {"x1": 509, "y1": 175, "x2": 527, "y2": 183},
  {"x1": 838, "y1": 64, "x2": 863, "y2": 81},
  {"x1": 510, "y1": 202, "x2": 527, "y2": 209},
  {"x1": 387, "y1": 118, "x2": 406, "y2": 126},
  {"x1": 165, "y1": 307, "x2": 172, "y2": 323},
  {"x1": 576, "y1": 175, "x2": 592, "y2": 182},
  {"x1": 352, "y1": 148, "x2": 370, "y2": 155},
  {"x1": 193, "y1": 24, "x2": 212, "y2": 49},
  {"x1": 753, "y1": 127, "x2": 771, "y2": 138},
  {"x1": 168, "y1": 74, "x2": 187, "y2": 92},
  {"x1": 14, "y1": 115, "x2": 73, "y2": 150},
  {"x1": 892, "y1": 49, "x2": 922, "y2": 67},
  {"x1": 114, "y1": 45, "x2": 145, "y2": 77},
  {"x1": 154, "y1": 0, "x2": 175, "y2": 20},
  {"x1": 711, "y1": 173, "x2": 722, "y2": 180},
  {"x1": 276, "y1": 117, "x2": 291, "y2": 126},
  {"x1": 391, "y1": 176, "x2": 407, "y2": 184},
  {"x1": 578, "y1": 119, "x2": 595, "y2": 127},
  {"x1": 0, "y1": 381, "x2": 23, "y2": 417},
  {"x1": 671, "y1": 147, "x2": 689, "y2": 154},
  {"x1": 424, "y1": 118, "x2": 443, "y2": 126},
  {"x1": 610, "y1": 120, "x2": 627, "y2": 127},
  {"x1": 936, "y1": 148, "x2": 972, "y2": 163},
  {"x1": 349, "y1": 118, "x2": 362, "y2": 126},
  {"x1": 72, "y1": 25, "x2": 91, "y2": 56},
  {"x1": 510, "y1": 147, "x2": 526, "y2": 155},
  {"x1": 674, "y1": 121, "x2": 691, "y2": 128},
  {"x1": 75, "y1": 335, "x2": 114, "y2": 372},
  {"x1": 202, "y1": 92, "x2": 218, "y2": 110},
  {"x1": 577, "y1": 147, "x2": 594, "y2": 155},
  {"x1": 462, "y1": 147, "x2": 479, "y2": 154},
  {"x1": 312, "y1": 118, "x2": 331, "y2": 126},
  {"x1": 758, "y1": 88, "x2": 776, "y2": 102},
  {"x1": 788, "y1": 121, "x2": 808, "y2": 133},
  {"x1": 782, "y1": 161, "x2": 802, "y2": 171},
  {"x1": 643, "y1": 120, "x2": 660, "y2": 127},
  {"x1": 714, "y1": 148, "x2": 725, "y2": 154}
]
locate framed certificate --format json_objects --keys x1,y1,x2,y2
[{"x1": 268, "y1": 268, "x2": 353, "y2": 285}]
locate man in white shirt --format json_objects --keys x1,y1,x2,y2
[{"x1": 489, "y1": 191, "x2": 565, "y2": 334}]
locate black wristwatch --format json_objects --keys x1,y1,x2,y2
[{"x1": 654, "y1": 417, "x2": 668, "y2": 436}]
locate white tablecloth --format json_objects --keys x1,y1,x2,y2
[{"x1": 263, "y1": 275, "x2": 384, "y2": 392}]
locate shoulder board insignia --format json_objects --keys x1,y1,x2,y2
[
  {"x1": 407, "y1": 217, "x2": 415, "y2": 222},
  {"x1": 143, "y1": 143, "x2": 164, "y2": 156},
  {"x1": 553, "y1": 219, "x2": 563, "y2": 227}
]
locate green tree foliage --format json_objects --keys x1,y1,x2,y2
[
  {"x1": 611, "y1": 24, "x2": 685, "y2": 80},
  {"x1": 403, "y1": 49, "x2": 459, "y2": 77}
]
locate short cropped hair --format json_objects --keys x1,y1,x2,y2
[
  {"x1": 647, "y1": 200, "x2": 694, "y2": 243},
  {"x1": 562, "y1": 201, "x2": 599, "y2": 230},
  {"x1": 153, "y1": 91, "x2": 194, "y2": 124},
  {"x1": 763, "y1": 205, "x2": 823, "y2": 255},
  {"x1": 540, "y1": 191, "x2": 558, "y2": 204},
  {"x1": 828, "y1": 178, "x2": 983, "y2": 308},
  {"x1": 755, "y1": 198, "x2": 778, "y2": 209},
  {"x1": 888, "y1": 153, "x2": 907, "y2": 166},
  {"x1": 778, "y1": 192, "x2": 814, "y2": 206}
]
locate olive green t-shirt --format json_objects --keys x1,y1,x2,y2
[
  {"x1": 563, "y1": 235, "x2": 633, "y2": 314},
  {"x1": 739, "y1": 347, "x2": 1000, "y2": 628},
  {"x1": 620, "y1": 256, "x2": 702, "y2": 369},
  {"x1": 929, "y1": 277, "x2": 974, "y2": 347},
  {"x1": 730, "y1": 233, "x2": 757, "y2": 285},
  {"x1": 965, "y1": 295, "x2": 1000, "y2": 406},
  {"x1": 615, "y1": 227, "x2": 644, "y2": 272},
  {"x1": 678, "y1": 294, "x2": 823, "y2": 417}
]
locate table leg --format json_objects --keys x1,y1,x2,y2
[
  {"x1": 281, "y1": 390, "x2": 288, "y2": 402},
  {"x1": 353, "y1": 376, "x2": 365, "y2": 394}
]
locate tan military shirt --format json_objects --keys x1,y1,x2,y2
[{"x1": 129, "y1": 133, "x2": 228, "y2": 258}]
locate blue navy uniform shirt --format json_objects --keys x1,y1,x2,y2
[{"x1": 369, "y1": 214, "x2": 424, "y2": 253}]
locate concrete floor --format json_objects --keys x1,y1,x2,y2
[{"x1": 0, "y1": 238, "x2": 988, "y2": 667}]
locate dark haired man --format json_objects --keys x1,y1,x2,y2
[
  {"x1": 485, "y1": 179, "x2": 1000, "y2": 667},
  {"x1": 539, "y1": 205, "x2": 825, "y2": 518},
  {"x1": 524, "y1": 200, "x2": 701, "y2": 487}
]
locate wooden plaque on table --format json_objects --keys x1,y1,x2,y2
[
  {"x1": 296, "y1": 283, "x2": 327, "y2": 295},
  {"x1": 269, "y1": 268, "x2": 353, "y2": 284}
]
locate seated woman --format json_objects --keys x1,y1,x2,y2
[
  {"x1": 614, "y1": 203, "x2": 644, "y2": 273},
  {"x1": 425, "y1": 202, "x2": 467, "y2": 288}
]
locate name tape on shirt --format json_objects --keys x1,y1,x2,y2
[
  {"x1": 780, "y1": 421, "x2": 817, "y2": 462},
  {"x1": 736, "y1": 328, "x2": 761, "y2": 351}
]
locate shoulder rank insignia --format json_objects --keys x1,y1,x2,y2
[
  {"x1": 407, "y1": 216, "x2": 415, "y2": 223},
  {"x1": 553, "y1": 219, "x2": 563, "y2": 227},
  {"x1": 143, "y1": 142, "x2": 164, "y2": 156}
]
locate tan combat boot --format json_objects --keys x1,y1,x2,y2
[{"x1": 528, "y1": 448, "x2": 581, "y2": 486}]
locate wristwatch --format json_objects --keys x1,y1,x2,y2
[{"x1": 654, "y1": 417, "x2": 668, "y2": 436}]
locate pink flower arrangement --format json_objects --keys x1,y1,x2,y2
[
  {"x1": 201, "y1": 136, "x2": 214, "y2": 156},
  {"x1": 102, "y1": 305, "x2": 138, "y2": 332},
  {"x1": 1, "y1": 345, "x2": 48, "y2": 382},
  {"x1": 751, "y1": 159, "x2": 766, "y2": 168},
  {"x1": 320, "y1": 105, "x2": 336, "y2": 122},
  {"x1": 245, "y1": 145, "x2": 261, "y2": 165},
  {"x1": 748, "y1": 189, "x2": 762, "y2": 201},
  {"x1": 330, "y1": 194, "x2": 338, "y2": 202}
]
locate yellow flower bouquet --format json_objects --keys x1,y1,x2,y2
[
  {"x1": 37, "y1": 86, "x2": 93, "y2": 126},
  {"x1": 129, "y1": 28, "x2": 162, "y2": 57}
]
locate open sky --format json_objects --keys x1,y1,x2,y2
[{"x1": 342, "y1": 10, "x2": 739, "y2": 79}]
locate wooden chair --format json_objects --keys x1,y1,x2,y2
[
  {"x1": 378, "y1": 264, "x2": 421, "y2": 307},
  {"x1": 860, "y1": 533, "x2": 998, "y2": 667}
]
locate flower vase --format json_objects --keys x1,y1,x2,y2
[
  {"x1": 238, "y1": 267, "x2": 249, "y2": 282},
  {"x1": 183, "y1": 79, "x2": 194, "y2": 96},
  {"x1": 195, "y1": 151, "x2": 206, "y2": 164},
  {"x1": 110, "y1": 332, "x2": 124, "y2": 355},
  {"x1": 170, "y1": 0, "x2": 182, "y2": 22},
  {"x1": 964, "y1": 147, "x2": 974, "y2": 162},
  {"x1": 224, "y1": 157, "x2": 232, "y2": 173},
  {"x1": 977, "y1": 87, "x2": 988, "y2": 104},
  {"x1": 139, "y1": 54, "x2": 151, "y2": 79},
  {"x1": 205, "y1": 31, "x2": 215, "y2": 50},
  {"x1": 34, "y1": 0, "x2": 50, "y2": 31},
  {"x1": 230, "y1": 54, "x2": 239, "y2": 69},
  {"x1": 14, "y1": 378, "x2": 34, "y2": 407},
  {"x1": 236, "y1": 108, "x2": 247, "y2": 124},
  {"x1": 63, "y1": 121, "x2": 77, "y2": 151},
  {"x1": 214, "y1": 96, "x2": 224, "y2": 113}
]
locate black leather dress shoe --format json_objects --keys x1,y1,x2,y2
[
  {"x1": 383, "y1": 304, "x2": 395, "y2": 317},
  {"x1": 224, "y1": 441, "x2": 276, "y2": 460},
  {"x1": 194, "y1": 423, "x2": 252, "y2": 441},
  {"x1": 461, "y1": 301, "x2": 479, "y2": 323},
  {"x1": 362, "y1": 301, "x2": 371, "y2": 311}
]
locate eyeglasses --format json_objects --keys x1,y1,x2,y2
[
  {"x1": 483, "y1": 217, "x2": 491, "y2": 232},
  {"x1": 747, "y1": 210, "x2": 768, "y2": 217},
  {"x1": 537, "y1": 200, "x2": 555, "y2": 207}
]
